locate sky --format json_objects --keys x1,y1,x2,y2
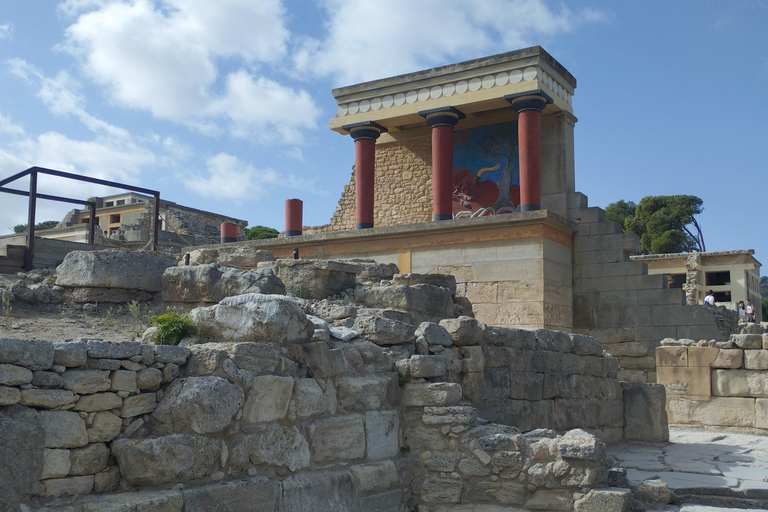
[{"x1": 0, "y1": 1, "x2": 765, "y2": 276}]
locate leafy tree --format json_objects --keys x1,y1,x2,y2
[
  {"x1": 246, "y1": 225, "x2": 279, "y2": 240},
  {"x1": 761, "y1": 276, "x2": 768, "y2": 298},
  {"x1": 605, "y1": 195, "x2": 705, "y2": 254},
  {"x1": 13, "y1": 220, "x2": 59, "y2": 233},
  {"x1": 763, "y1": 299, "x2": 768, "y2": 322}
]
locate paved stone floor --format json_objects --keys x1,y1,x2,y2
[{"x1": 610, "y1": 427, "x2": 768, "y2": 511}]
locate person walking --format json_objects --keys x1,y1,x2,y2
[
  {"x1": 745, "y1": 300, "x2": 756, "y2": 322},
  {"x1": 738, "y1": 301, "x2": 746, "y2": 321}
]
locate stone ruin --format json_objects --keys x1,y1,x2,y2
[{"x1": 0, "y1": 249, "x2": 671, "y2": 512}]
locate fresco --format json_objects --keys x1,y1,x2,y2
[{"x1": 452, "y1": 121, "x2": 519, "y2": 217}]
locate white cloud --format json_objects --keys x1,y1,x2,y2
[
  {"x1": 59, "y1": 0, "x2": 318, "y2": 142},
  {"x1": 293, "y1": 0, "x2": 608, "y2": 84},
  {"x1": 0, "y1": 24, "x2": 10, "y2": 40},
  {"x1": 184, "y1": 153, "x2": 316, "y2": 201}
]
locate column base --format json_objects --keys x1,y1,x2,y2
[
  {"x1": 356, "y1": 223, "x2": 373, "y2": 229},
  {"x1": 433, "y1": 214, "x2": 453, "y2": 221},
  {"x1": 520, "y1": 204, "x2": 540, "y2": 212},
  {"x1": 220, "y1": 237, "x2": 237, "y2": 243},
  {"x1": 285, "y1": 231, "x2": 302, "y2": 237}
]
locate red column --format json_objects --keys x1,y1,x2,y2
[
  {"x1": 285, "y1": 199, "x2": 303, "y2": 236},
  {"x1": 343, "y1": 122, "x2": 387, "y2": 229},
  {"x1": 220, "y1": 222, "x2": 238, "y2": 243},
  {"x1": 420, "y1": 107, "x2": 465, "y2": 221},
  {"x1": 506, "y1": 91, "x2": 551, "y2": 212}
]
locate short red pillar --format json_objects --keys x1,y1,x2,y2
[
  {"x1": 342, "y1": 121, "x2": 387, "y2": 229},
  {"x1": 506, "y1": 91, "x2": 551, "y2": 212},
  {"x1": 285, "y1": 199, "x2": 303, "y2": 236},
  {"x1": 419, "y1": 107, "x2": 465, "y2": 221},
  {"x1": 220, "y1": 222, "x2": 238, "y2": 243}
]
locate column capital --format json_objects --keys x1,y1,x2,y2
[
  {"x1": 342, "y1": 121, "x2": 387, "y2": 141},
  {"x1": 505, "y1": 90, "x2": 553, "y2": 113},
  {"x1": 418, "y1": 106, "x2": 466, "y2": 128}
]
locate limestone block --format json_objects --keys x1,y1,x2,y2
[
  {"x1": 53, "y1": 342, "x2": 88, "y2": 367},
  {"x1": 121, "y1": 393, "x2": 157, "y2": 418},
  {"x1": 161, "y1": 265, "x2": 285, "y2": 303},
  {"x1": 41, "y1": 410, "x2": 88, "y2": 448},
  {"x1": 0, "y1": 405, "x2": 44, "y2": 510},
  {"x1": 241, "y1": 375, "x2": 293, "y2": 423},
  {"x1": 281, "y1": 470, "x2": 359, "y2": 512},
  {"x1": 365, "y1": 410, "x2": 400, "y2": 460},
  {"x1": 466, "y1": 481, "x2": 526, "y2": 505},
  {"x1": 110, "y1": 370, "x2": 137, "y2": 392},
  {"x1": 231, "y1": 423, "x2": 309, "y2": 472},
  {"x1": 393, "y1": 272, "x2": 456, "y2": 292},
  {"x1": 181, "y1": 477, "x2": 277, "y2": 512},
  {"x1": 302, "y1": 342, "x2": 349, "y2": 377},
  {"x1": 687, "y1": 347, "x2": 719, "y2": 367},
  {"x1": 757, "y1": 398, "x2": 768, "y2": 429},
  {"x1": 56, "y1": 249, "x2": 177, "y2": 291},
  {"x1": 403, "y1": 382, "x2": 461, "y2": 407},
  {"x1": 509, "y1": 371, "x2": 544, "y2": 400},
  {"x1": 0, "y1": 385, "x2": 21, "y2": 405},
  {"x1": 422, "y1": 406, "x2": 477, "y2": 426},
  {"x1": 439, "y1": 316, "x2": 485, "y2": 346},
  {"x1": 191, "y1": 293, "x2": 313, "y2": 346},
  {"x1": 526, "y1": 489, "x2": 573, "y2": 511},
  {"x1": 482, "y1": 368, "x2": 511, "y2": 400},
  {"x1": 70, "y1": 443, "x2": 110, "y2": 476},
  {"x1": 409, "y1": 355, "x2": 446, "y2": 378},
  {"x1": 464, "y1": 281, "x2": 498, "y2": 304},
  {"x1": 32, "y1": 371, "x2": 63, "y2": 388},
  {"x1": 460, "y1": 346, "x2": 485, "y2": 373},
  {"x1": 350, "y1": 460, "x2": 398, "y2": 493},
  {"x1": 557, "y1": 429, "x2": 606, "y2": 460},
  {"x1": 414, "y1": 322, "x2": 453, "y2": 347},
  {"x1": 574, "y1": 488, "x2": 631, "y2": 512},
  {"x1": 0, "y1": 363, "x2": 33, "y2": 385},
  {"x1": 745, "y1": 350, "x2": 768, "y2": 370},
  {"x1": 112, "y1": 434, "x2": 220, "y2": 486},
  {"x1": 712, "y1": 369, "x2": 768, "y2": 398},
  {"x1": 154, "y1": 345, "x2": 190, "y2": 365},
  {"x1": 294, "y1": 378, "x2": 336, "y2": 418},
  {"x1": 0, "y1": 338, "x2": 54, "y2": 371},
  {"x1": 88, "y1": 411, "x2": 122, "y2": 443},
  {"x1": 87, "y1": 340, "x2": 142, "y2": 359},
  {"x1": 42, "y1": 449, "x2": 71, "y2": 479},
  {"x1": 632, "y1": 478, "x2": 671, "y2": 505},
  {"x1": 352, "y1": 315, "x2": 414, "y2": 346},
  {"x1": 458, "y1": 456, "x2": 491, "y2": 477},
  {"x1": 712, "y1": 349, "x2": 744, "y2": 369},
  {"x1": 620, "y1": 356, "x2": 657, "y2": 371},
  {"x1": 337, "y1": 375, "x2": 392, "y2": 412},
  {"x1": 93, "y1": 466, "x2": 120, "y2": 494},
  {"x1": 75, "y1": 392, "x2": 123, "y2": 412},
  {"x1": 420, "y1": 476, "x2": 463, "y2": 503},
  {"x1": 329, "y1": 325, "x2": 356, "y2": 342},
  {"x1": 423, "y1": 452, "x2": 457, "y2": 472},
  {"x1": 136, "y1": 367, "x2": 163, "y2": 391},
  {"x1": 667, "y1": 396, "x2": 756, "y2": 427},
  {"x1": 88, "y1": 358, "x2": 122, "y2": 370},
  {"x1": 535, "y1": 329, "x2": 573, "y2": 352},
  {"x1": 462, "y1": 372, "x2": 484, "y2": 402},
  {"x1": 570, "y1": 334, "x2": 604, "y2": 356},
  {"x1": 355, "y1": 284, "x2": 454, "y2": 318},
  {"x1": 41, "y1": 475, "x2": 94, "y2": 497},
  {"x1": 656, "y1": 366, "x2": 710, "y2": 397},
  {"x1": 622, "y1": 382, "x2": 669, "y2": 442},
  {"x1": 152, "y1": 377, "x2": 244, "y2": 434},
  {"x1": 560, "y1": 353, "x2": 586, "y2": 374},
  {"x1": 308, "y1": 414, "x2": 365, "y2": 463},
  {"x1": 81, "y1": 490, "x2": 184, "y2": 512},
  {"x1": 732, "y1": 334, "x2": 763, "y2": 349},
  {"x1": 360, "y1": 489, "x2": 402, "y2": 512}
]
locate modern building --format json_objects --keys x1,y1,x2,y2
[{"x1": 631, "y1": 250, "x2": 762, "y2": 321}]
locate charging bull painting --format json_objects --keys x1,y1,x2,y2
[{"x1": 452, "y1": 121, "x2": 519, "y2": 217}]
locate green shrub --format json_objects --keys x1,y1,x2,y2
[{"x1": 150, "y1": 311, "x2": 195, "y2": 346}]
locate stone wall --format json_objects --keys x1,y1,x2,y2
[
  {"x1": 657, "y1": 333, "x2": 768, "y2": 432},
  {"x1": 139, "y1": 202, "x2": 247, "y2": 245},
  {"x1": 571, "y1": 205, "x2": 738, "y2": 384}
]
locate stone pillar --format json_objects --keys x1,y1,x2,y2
[
  {"x1": 285, "y1": 199, "x2": 303, "y2": 237},
  {"x1": 220, "y1": 223, "x2": 237, "y2": 243},
  {"x1": 506, "y1": 91, "x2": 552, "y2": 212},
  {"x1": 342, "y1": 121, "x2": 387, "y2": 229},
  {"x1": 419, "y1": 107, "x2": 465, "y2": 221}
]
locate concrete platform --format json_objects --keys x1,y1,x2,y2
[{"x1": 610, "y1": 427, "x2": 768, "y2": 510}]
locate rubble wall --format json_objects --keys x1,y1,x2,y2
[
  {"x1": 570, "y1": 205, "x2": 738, "y2": 384},
  {"x1": 657, "y1": 333, "x2": 768, "y2": 432}
]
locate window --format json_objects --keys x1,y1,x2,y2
[
  {"x1": 664, "y1": 274, "x2": 686, "y2": 289},
  {"x1": 705, "y1": 271, "x2": 730, "y2": 286},
  {"x1": 105, "y1": 201, "x2": 114, "y2": 207},
  {"x1": 713, "y1": 291, "x2": 732, "y2": 302},
  {"x1": 116, "y1": 199, "x2": 125, "y2": 206},
  {"x1": 79, "y1": 218, "x2": 89, "y2": 224},
  {"x1": 109, "y1": 214, "x2": 121, "y2": 224}
]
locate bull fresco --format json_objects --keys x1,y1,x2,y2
[{"x1": 452, "y1": 121, "x2": 520, "y2": 217}]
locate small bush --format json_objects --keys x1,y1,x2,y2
[{"x1": 150, "y1": 311, "x2": 195, "y2": 346}]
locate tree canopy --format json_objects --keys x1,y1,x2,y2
[
  {"x1": 12, "y1": 220, "x2": 59, "y2": 233},
  {"x1": 605, "y1": 195, "x2": 705, "y2": 254},
  {"x1": 246, "y1": 225, "x2": 279, "y2": 240}
]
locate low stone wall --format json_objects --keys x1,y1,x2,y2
[{"x1": 657, "y1": 333, "x2": 768, "y2": 431}]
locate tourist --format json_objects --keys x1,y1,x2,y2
[
  {"x1": 703, "y1": 290, "x2": 715, "y2": 306},
  {"x1": 745, "y1": 300, "x2": 756, "y2": 322},
  {"x1": 738, "y1": 301, "x2": 746, "y2": 321}
]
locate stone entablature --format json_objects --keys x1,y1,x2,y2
[{"x1": 657, "y1": 333, "x2": 768, "y2": 432}]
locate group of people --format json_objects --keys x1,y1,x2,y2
[{"x1": 703, "y1": 290, "x2": 757, "y2": 322}]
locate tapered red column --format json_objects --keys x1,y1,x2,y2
[
  {"x1": 419, "y1": 107, "x2": 465, "y2": 221},
  {"x1": 285, "y1": 199, "x2": 303, "y2": 236},
  {"x1": 506, "y1": 91, "x2": 552, "y2": 212},
  {"x1": 342, "y1": 121, "x2": 387, "y2": 229}
]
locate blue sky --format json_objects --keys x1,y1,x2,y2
[{"x1": 0, "y1": 1, "x2": 765, "y2": 276}]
